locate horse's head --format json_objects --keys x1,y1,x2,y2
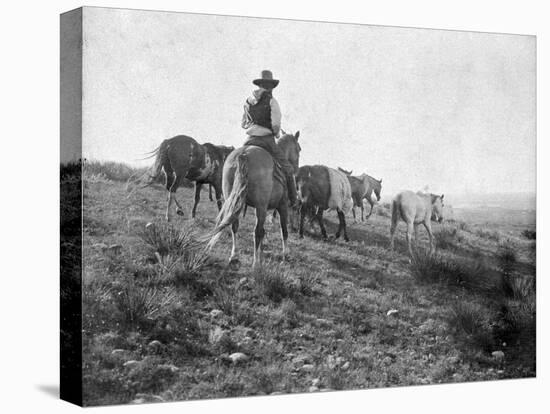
[
  {"x1": 277, "y1": 130, "x2": 301, "y2": 175},
  {"x1": 430, "y1": 194, "x2": 445, "y2": 223},
  {"x1": 373, "y1": 178, "x2": 383, "y2": 202}
]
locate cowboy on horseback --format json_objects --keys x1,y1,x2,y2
[{"x1": 241, "y1": 70, "x2": 298, "y2": 206}]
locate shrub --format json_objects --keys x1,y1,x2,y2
[
  {"x1": 435, "y1": 225, "x2": 462, "y2": 250},
  {"x1": 449, "y1": 302, "x2": 495, "y2": 351},
  {"x1": 253, "y1": 264, "x2": 298, "y2": 303},
  {"x1": 141, "y1": 222, "x2": 208, "y2": 281},
  {"x1": 83, "y1": 160, "x2": 145, "y2": 182},
  {"x1": 410, "y1": 251, "x2": 498, "y2": 295},
  {"x1": 497, "y1": 241, "x2": 517, "y2": 268},
  {"x1": 112, "y1": 275, "x2": 178, "y2": 327},
  {"x1": 271, "y1": 299, "x2": 300, "y2": 328},
  {"x1": 475, "y1": 227, "x2": 501, "y2": 242},
  {"x1": 521, "y1": 229, "x2": 536, "y2": 240}
]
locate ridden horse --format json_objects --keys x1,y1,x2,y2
[
  {"x1": 296, "y1": 165, "x2": 353, "y2": 241},
  {"x1": 389, "y1": 191, "x2": 445, "y2": 255},
  {"x1": 207, "y1": 131, "x2": 301, "y2": 267},
  {"x1": 337, "y1": 167, "x2": 383, "y2": 221},
  {"x1": 144, "y1": 135, "x2": 234, "y2": 221}
]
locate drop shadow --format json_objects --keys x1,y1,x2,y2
[{"x1": 36, "y1": 384, "x2": 59, "y2": 399}]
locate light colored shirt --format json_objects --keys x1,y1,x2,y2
[{"x1": 241, "y1": 88, "x2": 282, "y2": 136}]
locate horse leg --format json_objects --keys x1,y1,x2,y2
[
  {"x1": 316, "y1": 210, "x2": 328, "y2": 240},
  {"x1": 164, "y1": 171, "x2": 175, "y2": 221},
  {"x1": 414, "y1": 223, "x2": 420, "y2": 242},
  {"x1": 214, "y1": 185, "x2": 223, "y2": 212},
  {"x1": 229, "y1": 220, "x2": 240, "y2": 267},
  {"x1": 277, "y1": 204, "x2": 289, "y2": 261},
  {"x1": 169, "y1": 174, "x2": 185, "y2": 217},
  {"x1": 209, "y1": 184, "x2": 214, "y2": 202},
  {"x1": 253, "y1": 208, "x2": 267, "y2": 268},
  {"x1": 299, "y1": 205, "x2": 306, "y2": 239},
  {"x1": 424, "y1": 221, "x2": 435, "y2": 254},
  {"x1": 336, "y1": 210, "x2": 349, "y2": 242},
  {"x1": 192, "y1": 182, "x2": 202, "y2": 218},
  {"x1": 366, "y1": 197, "x2": 374, "y2": 219},
  {"x1": 406, "y1": 222, "x2": 414, "y2": 256},
  {"x1": 352, "y1": 206, "x2": 357, "y2": 223}
]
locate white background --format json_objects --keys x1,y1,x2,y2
[{"x1": 0, "y1": 0, "x2": 547, "y2": 413}]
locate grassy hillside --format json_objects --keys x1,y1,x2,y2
[{"x1": 77, "y1": 162, "x2": 536, "y2": 406}]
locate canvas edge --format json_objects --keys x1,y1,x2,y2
[{"x1": 60, "y1": 7, "x2": 83, "y2": 407}]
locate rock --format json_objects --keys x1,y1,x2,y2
[
  {"x1": 238, "y1": 277, "x2": 248, "y2": 286},
  {"x1": 131, "y1": 398, "x2": 146, "y2": 404},
  {"x1": 157, "y1": 364, "x2": 179, "y2": 373},
  {"x1": 92, "y1": 242, "x2": 108, "y2": 250},
  {"x1": 210, "y1": 309, "x2": 223, "y2": 318},
  {"x1": 148, "y1": 340, "x2": 162, "y2": 350},
  {"x1": 312, "y1": 378, "x2": 321, "y2": 387},
  {"x1": 123, "y1": 360, "x2": 140, "y2": 369},
  {"x1": 448, "y1": 356, "x2": 460, "y2": 365},
  {"x1": 145, "y1": 222, "x2": 155, "y2": 230},
  {"x1": 103, "y1": 244, "x2": 122, "y2": 255},
  {"x1": 292, "y1": 355, "x2": 312, "y2": 366},
  {"x1": 386, "y1": 309, "x2": 399, "y2": 317},
  {"x1": 111, "y1": 349, "x2": 127, "y2": 357},
  {"x1": 229, "y1": 352, "x2": 249, "y2": 364},
  {"x1": 308, "y1": 386, "x2": 319, "y2": 392},
  {"x1": 315, "y1": 318, "x2": 331, "y2": 327},
  {"x1": 341, "y1": 361, "x2": 350, "y2": 371},
  {"x1": 135, "y1": 394, "x2": 165, "y2": 403},
  {"x1": 270, "y1": 391, "x2": 284, "y2": 396},
  {"x1": 382, "y1": 356, "x2": 393, "y2": 366},
  {"x1": 492, "y1": 351, "x2": 505, "y2": 361},
  {"x1": 301, "y1": 364, "x2": 315, "y2": 373}
]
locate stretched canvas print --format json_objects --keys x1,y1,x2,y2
[{"x1": 60, "y1": 6, "x2": 536, "y2": 407}]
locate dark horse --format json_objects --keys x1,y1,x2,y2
[
  {"x1": 207, "y1": 131, "x2": 301, "y2": 267},
  {"x1": 337, "y1": 167, "x2": 383, "y2": 221},
  {"x1": 144, "y1": 135, "x2": 234, "y2": 221},
  {"x1": 296, "y1": 165, "x2": 353, "y2": 242}
]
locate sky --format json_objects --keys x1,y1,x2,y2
[{"x1": 73, "y1": 7, "x2": 536, "y2": 197}]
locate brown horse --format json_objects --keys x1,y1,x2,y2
[
  {"x1": 296, "y1": 165, "x2": 353, "y2": 241},
  {"x1": 337, "y1": 167, "x2": 383, "y2": 221},
  {"x1": 207, "y1": 132, "x2": 301, "y2": 267},
  {"x1": 389, "y1": 190, "x2": 445, "y2": 255},
  {"x1": 144, "y1": 135, "x2": 234, "y2": 221}
]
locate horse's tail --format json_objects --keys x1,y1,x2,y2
[
  {"x1": 390, "y1": 197, "x2": 401, "y2": 228},
  {"x1": 206, "y1": 153, "x2": 248, "y2": 250},
  {"x1": 125, "y1": 141, "x2": 169, "y2": 197}
]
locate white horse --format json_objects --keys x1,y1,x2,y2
[{"x1": 389, "y1": 191, "x2": 445, "y2": 255}]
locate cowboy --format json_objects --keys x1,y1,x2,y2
[{"x1": 241, "y1": 70, "x2": 298, "y2": 206}]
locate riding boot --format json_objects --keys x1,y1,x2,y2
[{"x1": 286, "y1": 173, "x2": 298, "y2": 207}]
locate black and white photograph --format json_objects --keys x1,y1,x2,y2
[
  {"x1": 5, "y1": 1, "x2": 547, "y2": 413},
  {"x1": 58, "y1": 5, "x2": 539, "y2": 407}
]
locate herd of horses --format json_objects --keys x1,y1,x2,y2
[{"x1": 138, "y1": 133, "x2": 445, "y2": 267}]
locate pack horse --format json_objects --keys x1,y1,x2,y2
[{"x1": 296, "y1": 165, "x2": 354, "y2": 241}]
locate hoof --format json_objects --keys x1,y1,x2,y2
[{"x1": 229, "y1": 257, "x2": 240, "y2": 269}]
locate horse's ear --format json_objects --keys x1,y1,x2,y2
[
  {"x1": 441, "y1": 194, "x2": 444, "y2": 200},
  {"x1": 379, "y1": 178, "x2": 382, "y2": 183},
  {"x1": 295, "y1": 130, "x2": 300, "y2": 140}
]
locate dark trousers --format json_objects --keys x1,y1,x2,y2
[{"x1": 244, "y1": 135, "x2": 294, "y2": 175}]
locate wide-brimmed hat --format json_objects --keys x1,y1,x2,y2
[{"x1": 252, "y1": 70, "x2": 279, "y2": 88}]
